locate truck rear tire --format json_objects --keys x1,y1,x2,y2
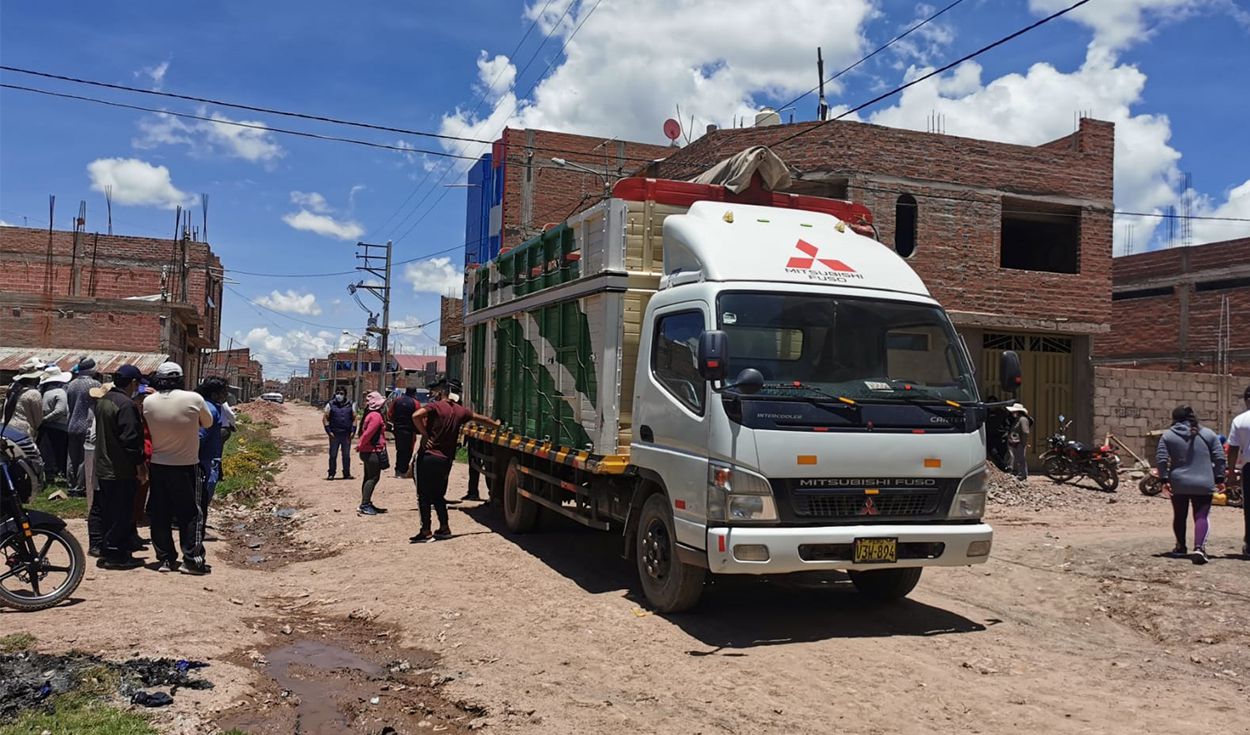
[
  {"x1": 502, "y1": 459, "x2": 539, "y2": 533},
  {"x1": 635, "y1": 494, "x2": 705, "y2": 613},
  {"x1": 849, "y1": 567, "x2": 922, "y2": 601}
]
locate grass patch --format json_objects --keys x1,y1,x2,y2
[
  {"x1": 0, "y1": 633, "x2": 36, "y2": 653},
  {"x1": 24, "y1": 479, "x2": 88, "y2": 519},
  {"x1": 0, "y1": 694, "x2": 155, "y2": 735},
  {"x1": 455, "y1": 446, "x2": 468, "y2": 464},
  {"x1": 216, "y1": 414, "x2": 281, "y2": 503}
]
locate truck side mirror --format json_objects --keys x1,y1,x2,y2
[
  {"x1": 728, "y1": 368, "x2": 764, "y2": 395},
  {"x1": 999, "y1": 350, "x2": 1023, "y2": 393},
  {"x1": 697, "y1": 330, "x2": 729, "y2": 382}
]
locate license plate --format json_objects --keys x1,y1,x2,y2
[{"x1": 853, "y1": 537, "x2": 898, "y2": 563}]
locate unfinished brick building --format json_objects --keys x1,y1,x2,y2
[
  {"x1": 203, "y1": 347, "x2": 264, "y2": 401},
  {"x1": 0, "y1": 225, "x2": 223, "y2": 382},
  {"x1": 647, "y1": 118, "x2": 1115, "y2": 458}
]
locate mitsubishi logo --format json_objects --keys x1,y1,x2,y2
[
  {"x1": 786, "y1": 239, "x2": 855, "y2": 272},
  {"x1": 858, "y1": 496, "x2": 880, "y2": 516}
]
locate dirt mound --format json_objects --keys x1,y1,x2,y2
[{"x1": 236, "y1": 400, "x2": 284, "y2": 424}]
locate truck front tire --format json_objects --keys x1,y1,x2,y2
[
  {"x1": 635, "y1": 494, "x2": 706, "y2": 613},
  {"x1": 502, "y1": 459, "x2": 539, "y2": 533},
  {"x1": 848, "y1": 567, "x2": 922, "y2": 601}
]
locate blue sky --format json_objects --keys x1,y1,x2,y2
[{"x1": 3, "y1": 0, "x2": 1248, "y2": 376}]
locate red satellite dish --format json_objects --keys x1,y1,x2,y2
[{"x1": 663, "y1": 118, "x2": 682, "y2": 142}]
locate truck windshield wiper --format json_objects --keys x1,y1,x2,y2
[
  {"x1": 859, "y1": 383, "x2": 965, "y2": 418},
  {"x1": 760, "y1": 382, "x2": 862, "y2": 415}
]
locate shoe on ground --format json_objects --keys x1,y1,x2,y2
[
  {"x1": 87, "y1": 546, "x2": 101, "y2": 558},
  {"x1": 433, "y1": 527, "x2": 452, "y2": 540},
  {"x1": 156, "y1": 560, "x2": 178, "y2": 573},
  {"x1": 203, "y1": 533, "x2": 219, "y2": 542},
  {"x1": 1166, "y1": 546, "x2": 1187, "y2": 559},
  {"x1": 97, "y1": 555, "x2": 144, "y2": 570},
  {"x1": 359, "y1": 504, "x2": 379, "y2": 516},
  {"x1": 409, "y1": 530, "x2": 433, "y2": 543},
  {"x1": 1192, "y1": 547, "x2": 1209, "y2": 565},
  {"x1": 181, "y1": 560, "x2": 212, "y2": 576},
  {"x1": 326, "y1": 474, "x2": 336, "y2": 481}
]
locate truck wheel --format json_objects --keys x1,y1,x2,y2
[
  {"x1": 635, "y1": 494, "x2": 705, "y2": 613},
  {"x1": 502, "y1": 459, "x2": 538, "y2": 533},
  {"x1": 849, "y1": 568, "x2": 922, "y2": 602}
]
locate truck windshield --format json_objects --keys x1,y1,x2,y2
[{"x1": 717, "y1": 292, "x2": 978, "y2": 403}]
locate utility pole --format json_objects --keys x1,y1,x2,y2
[{"x1": 353, "y1": 240, "x2": 393, "y2": 393}]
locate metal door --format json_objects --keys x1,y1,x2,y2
[{"x1": 981, "y1": 334, "x2": 1074, "y2": 465}]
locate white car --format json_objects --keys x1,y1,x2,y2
[{"x1": 260, "y1": 392, "x2": 285, "y2": 404}]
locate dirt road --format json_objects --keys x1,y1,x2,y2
[{"x1": 5, "y1": 403, "x2": 1249, "y2": 734}]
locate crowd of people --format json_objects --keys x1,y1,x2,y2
[
  {"x1": 3, "y1": 356, "x2": 236, "y2": 575},
  {"x1": 322, "y1": 377, "x2": 497, "y2": 540}
]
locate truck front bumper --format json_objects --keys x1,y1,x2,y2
[{"x1": 703, "y1": 523, "x2": 993, "y2": 575}]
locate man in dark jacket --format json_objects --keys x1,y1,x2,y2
[
  {"x1": 93, "y1": 365, "x2": 145, "y2": 570},
  {"x1": 388, "y1": 387, "x2": 419, "y2": 478},
  {"x1": 64, "y1": 357, "x2": 101, "y2": 496},
  {"x1": 322, "y1": 390, "x2": 355, "y2": 480}
]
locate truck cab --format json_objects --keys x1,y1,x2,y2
[{"x1": 628, "y1": 200, "x2": 1006, "y2": 610}]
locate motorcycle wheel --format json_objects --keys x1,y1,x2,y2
[
  {"x1": 1043, "y1": 455, "x2": 1076, "y2": 485},
  {"x1": 1139, "y1": 475, "x2": 1162, "y2": 496},
  {"x1": 1092, "y1": 461, "x2": 1120, "y2": 492},
  {"x1": 0, "y1": 526, "x2": 86, "y2": 612}
]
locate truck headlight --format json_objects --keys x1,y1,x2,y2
[
  {"x1": 707, "y1": 462, "x2": 778, "y2": 523},
  {"x1": 948, "y1": 468, "x2": 987, "y2": 519}
]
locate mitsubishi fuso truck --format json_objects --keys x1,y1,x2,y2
[{"x1": 462, "y1": 162, "x2": 1022, "y2": 613}]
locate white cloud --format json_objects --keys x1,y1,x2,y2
[
  {"x1": 439, "y1": 0, "x2": 875, "y2": 157},
  {"x1": 290, "y1": 191, "x2": 331, "y2": 213},
  {"x1": 475, "y1": 51, "x2": 517, "y2": 102},
  {"x1": 86, "y1": 157, "x2": 191, "y2": 209},
  {"x1": 1188, "y1": 179, "x2": 1250, "y2": 246},
  {"x1": 237, "y1": 326, "x2": 353, "y2": 376},
  {"x1": 403, "y1": 257, "x2": 463, "y2": 295},
  {"x1": 135, "y1": 60, "x2": 170, "y2": 90},
  {"x1": 1030, "y1": 0, "x2": 1249, "y2": 54},
  {"x1": 348, "y1": 184, "x2": 366, "y2": 209},
  {"x1": 255, "y1": 289, "x2": 322, "y2": 316},
  {"x1": 133, "y1": 109, "x2": 284, "y2": 163},
  {"x1": 281, "y1": 210, "x2": 364, "y2": 241},
  {"x1": 0, "y1": 220, "x2": 12, "y2": 227}
]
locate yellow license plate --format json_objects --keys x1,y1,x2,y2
[{"x1": 853, "y1": 537, "x2": 898, "y2": 563}]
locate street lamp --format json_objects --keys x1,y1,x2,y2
[{"x1": 551, "y1": 157, "x2": 613, "y2": 198}]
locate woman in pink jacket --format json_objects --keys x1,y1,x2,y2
[{"x1": 356, "y1": 391, "x2": 388, "y2": 516}]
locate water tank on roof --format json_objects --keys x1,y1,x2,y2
[{"x1": 754, "y1": 107, "x2": 781, "y2": 127}]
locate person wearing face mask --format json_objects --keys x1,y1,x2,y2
[{"x1": 323, "y1": 389, "x2": 355, "y2": 481}]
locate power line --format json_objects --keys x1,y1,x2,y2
[
  {"x1": 0, "y1": 82, "x2": 480, "y2": 162},
  {"x1": 224, "y1": 283, "x2": 359, "y2": 331},
  {"x1": 778, "y1": 0, "x2": 968, "y2": 114}
]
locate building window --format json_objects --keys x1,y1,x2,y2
[
  {"x1": 1112, "y1": 286, "x2": 1173, "y2": 301},
  {"x1": 894, "y1": 194, "x2": 918, "y2": 258},
  {"x1": 652, "y1": 310, "x2": 705, "y2": 414},
  {"x1": 1195, "y1": 276, "x2": 1250, "y2": 292},
  {"x1": 1000, "y1": 197, "x2": 1080, "y2": 274}
]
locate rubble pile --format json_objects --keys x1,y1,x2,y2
[
  {"x1": 237, "y1": 399, "x2": 283, "y2": 423},
  {"x1": 984, "y1": 462, "x2": 1091, "y2": 510}
]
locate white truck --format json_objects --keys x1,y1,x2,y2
[{"x1": 463, "y1": 170, "x2": 1020, "y2": 612}]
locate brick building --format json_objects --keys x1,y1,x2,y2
[
  {"x1": 203, "y1": 347, "x2": 264, "y2": 401},
  {"x1": 308, "y1": 357, "x2": 332, "y2": 405},
  {"x1": 0, "y1": 225, "x2": 223, "y2": 382},
  {"x1": 1097, "y1": 236, "x2": 1250, "y2": 375},
  {"x1": 645, "y1": 117, "x2": 1116, "y2": 458}
]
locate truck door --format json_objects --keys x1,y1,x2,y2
[{"x1": 632, "y1": 303, "x2": 711, "y2": 550}]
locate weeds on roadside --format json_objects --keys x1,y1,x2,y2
[
  {"x1": 0, "y1": 633, "x2": 35, "y2": 653},
  {"x1": 23, "y1": 478, "x2": 88, "y2": 519},
  {"x1": 0, "y1": 694, "x2": 155, "y2": 735},
  {"x1": 217, "y1": 414, "x2": 282, "y2": 504}
]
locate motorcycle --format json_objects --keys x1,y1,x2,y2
[
  {"x1": 1040, "y1": 415, "x2": 1121, "y2": 492},
  {"x1": 1, "y1": 426, "x2": 85, "y2": 611}
]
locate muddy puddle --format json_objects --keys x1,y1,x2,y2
[
  {"x1": 214, "y1": 502, "x2": 341, "y2": 571},
  {"x1": 217, "y1": 615, "x2": 483, "y2": 734}
]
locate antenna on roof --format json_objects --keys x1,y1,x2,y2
[
  {"x1": 816, "y1": 47, "x2": 828, "y2": 122},
  {"x1": 1180, "y1": 171, "x2": 1192, "y2": 247},
  {"x1": 105, "y1": 185, "x2": 113, "y2": 236},
  {"x1": 201, "y1": 192, "x2": 209, "y2": 242}
]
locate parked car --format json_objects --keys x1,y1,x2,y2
[{"x1": 260, "y1": 391, "x2": 285, "y2": 404}]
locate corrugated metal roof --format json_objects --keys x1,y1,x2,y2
[{"x1": 0, "y1": 347, "x2": 170, "y2": 374}]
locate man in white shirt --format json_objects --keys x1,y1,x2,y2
[
  {"x1": 1226, "y1": 385, "x2": 1250, "y2": 558},
  {"x1": 142, "y1": 362, "x2": 214, "y2": 575}
]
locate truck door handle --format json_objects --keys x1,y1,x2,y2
[{"x1": 639, "y1": 425, "x2": 654, "y2": 443}]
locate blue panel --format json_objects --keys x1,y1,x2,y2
[{"x1": 465, "y1": 155, "x2": 489, "y2": 268}]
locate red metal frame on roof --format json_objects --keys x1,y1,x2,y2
[{"x1": 612, "y1": 174, "x2": 875, "y2": 236}]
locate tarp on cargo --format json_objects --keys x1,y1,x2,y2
[{"x1": 689, "y1": 146, "x2": 792, "y2": 193}]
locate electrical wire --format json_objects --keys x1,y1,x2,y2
[
  {"x1": 224, "y1": 283, "x2": 360, "y2": 331},
  {"x1": 777, "y1": 0, "x2": 968, "y2": 114}
]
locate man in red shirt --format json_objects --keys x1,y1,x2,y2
[{"x1": 410, "y1": 379, "x2": 498, "y2": 542}]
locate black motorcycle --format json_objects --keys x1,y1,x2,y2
[
  {"x1": 1, "y1": 427, "x2": 85, "y2": 611},
  {"x1": 1040, "y1": 416, "x2": 1121, "y2": 492}
]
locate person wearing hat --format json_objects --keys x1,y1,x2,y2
[
  {"x1": 1005, "y1": 402, "x2": 1033, "y2": 481},
  {"x1": 64, "y1": 357, "x2": 101, "y2": 497},
  {"x1": 410, "y1": 378, "x2": 499, "y2": 541},
  {"x1": 93, "y1": 366, "x2": 146, "y2": 570},
  {"x1": 4, "y1": 357, "x2": 47, "y2": 439},
  {"x1": 1225, "y1": 385, "x2": 1250, "y2": 558},
  {"x1": 355, "y1": 391, "x2": 390, "y2": 516},
  {"x1": 323, "y1": 388, "x2": 356, "y2": 481},
  {"x1": 142, "y1": 361, "x2": 214, "y2": 574},
  {"x1": 37, "y1": 365, "x2": 72, "y2": 482}
]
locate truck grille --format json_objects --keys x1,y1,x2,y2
[{"x1": 791, "y1": 490, "x2": 942, "y2": 519}]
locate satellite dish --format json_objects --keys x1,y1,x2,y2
[{"x1": 663, "y1": 118, "x2": 682, "y2": 143}]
